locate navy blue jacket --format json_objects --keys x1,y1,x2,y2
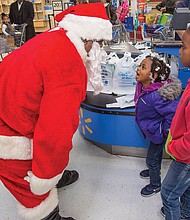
[{"x1": 177, "y1": 0, "x2": 190, "y2": 7}]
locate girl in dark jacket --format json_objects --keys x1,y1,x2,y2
[
  {"x1": 156, "y1": 0, "x2": 177, "y2": 14},
  {"x1": 134, "y1": 56, "x2": 182, "y2": 197}
]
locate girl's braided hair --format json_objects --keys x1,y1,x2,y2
[{"x1": 146, "y1": 55, "x2": 170, "y2": 82}]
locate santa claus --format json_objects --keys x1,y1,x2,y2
[{"x1": 0, "y1": 3, "x2": 112, "y2": 220}]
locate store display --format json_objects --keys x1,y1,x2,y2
[
  {"x1": 1, "y1": 0, "x2": 14, "y2": 15},
  {"x1": 116, "y1": 0, "x2": 129, "y2": 22},
  {"x1": 0, "y1": 0, "x2": 46, "y2": 29},
  {"x1": 33, "y1": 0, "x2": 46, "y2": 27},
  {"x1": 159, "y1": 13, "x2": 173, "y2": 25}
]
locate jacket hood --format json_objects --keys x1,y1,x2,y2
[
  {"x1": 134, "y1": 75, "x2": 182, "y2": 102},
  {"x1": 158, "y1": 75, "x2": 182, "y2": 100},
  {"x1": 134, "y1": 82, "x2": 163, "y2": 102}
]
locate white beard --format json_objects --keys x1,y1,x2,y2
[
  {"x1": 65, "y1": 32, "x2": 107, "y2": 95},
  {"x1": 85, "y1": 42, "x2": 107, "y2": 95}
]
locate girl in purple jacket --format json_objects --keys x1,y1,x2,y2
[{"x1": 134, "y1": 56, "x2": 182, "y2": 197}]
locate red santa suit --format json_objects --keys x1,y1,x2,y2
[{"x1": 0, "y1": 3, "x2": 112, "y2": 220}]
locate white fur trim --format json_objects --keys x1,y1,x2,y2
[
  {"x1": 0, "y1": 135, "x2": 32, "y2": 160},
  {"x1": 25, "y1": 171, "x2": 64, "y2": 195},
  {"x1": 48, "y1": 27, "x2": 87, "y2": 62},
  {"x1": 48, "y1": 26, "x2": 61, "y2": 32},
  {"x1": 58, "y1": 14, "x2": 112, "y2": 41},
  {"x1": 17, "y1": 188, "x2": 58, "y2": 220},
  {"x1": 66, "y1": 31, "x2": 88, "y2": 62}
]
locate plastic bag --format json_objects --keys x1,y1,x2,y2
[
  {"x1": 112, "y1": 52, "x2": 136, "y2": 95},
  {"x1": 107, "y1": 52, "x2": 120, "y2": 65},
  {"x1": 101, "y1": 63, "x2": 115, "y2": 94},
  {"x1": 86, "y1": 42, "x2": 107, "y2": 95},
  {"x1": 133, "y1": 50, "x2": 158, "y2": 72},
  {"x1": 100, "y1": 52, "x2": 119, "y2": 94}
]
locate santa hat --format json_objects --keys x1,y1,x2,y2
[{"x1": 55, "y1": 3, "x2": 112, "y2": 41}]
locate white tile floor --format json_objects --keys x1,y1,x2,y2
[{"x1": 0, "y1": 130, "x2": 171, "y2": 220}]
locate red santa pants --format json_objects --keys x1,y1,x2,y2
[{"x1": 0, "y1": 158, "x2": 49, "y2": 208}]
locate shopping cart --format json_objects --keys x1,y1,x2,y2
[
  {"x1": 0, "y1": 36, "x2": 12, "y2": 62},
  {"x1": 0, "y1": 37, "x2": 12, "y2": 53},
  {"x1": 111, "y1": 24, "x2": 130, "y2": 44},
  {"x1": 143, "y1": 24, "x2": 175, "y2": 41},
  {"x1": 0, "y1": 24, "x2": 27, "y2": 62},
  {"x1": 1, "y1": 24, "x2": 26, "y2": 49},
  {"x1": 13, "y1": 24, "x2": 27, "y2": 47}
]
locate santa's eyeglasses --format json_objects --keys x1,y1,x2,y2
[{"x1": 82, "y1": 39, "x2": 104, "y2": 47}]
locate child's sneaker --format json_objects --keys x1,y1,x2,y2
[
  {"x1": 160, "y1": 207, "x2": 166, "y2": 218},
  {"x1": 141, "y1": 184, "x2": 161, "y2": 197},
  {"x1": 161, "y1": 206, "x2": 188, "y2": 219},
  {"x1": 140, "y1": 169, "x2": 150, "y2": 179}
]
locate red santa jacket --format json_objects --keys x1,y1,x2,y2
[
  {"x1": 0, "y1": 29, "x2": 87, "y2": 195},
  {"x1": 167, "y1": 78, "x2": 190, "y2": 164}
]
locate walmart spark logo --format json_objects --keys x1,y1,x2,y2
[{"x1": 79, "y1": 108, "x2": 93, "y2": 135}]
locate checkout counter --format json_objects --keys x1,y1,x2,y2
[
  {"x1": 78, "y1": 91, "x2": 150, "y2": 157},
  {"x1": 103, "y1": 42, "x2": 143, "y2": 57},
  {"x1": 79, "y1": 42, "x2": 152, "y2": 157},
  {"x1": 78, "y1": 31, "x2": 190, "y2": 157}
]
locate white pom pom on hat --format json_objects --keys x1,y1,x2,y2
[{"x1": 55, "y1": 3, "x2": 112, "y2": 41}]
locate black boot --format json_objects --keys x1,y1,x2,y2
[
  {"x1": 56, "y1": 170, "x2": 79, "y2": 189},
  {"x1": 42, "y1": 206, "x2": 75, "y2": 220}
]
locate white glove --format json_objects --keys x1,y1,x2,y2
[{"x1": 24, "y1": 171, "x2": 62, "y2": 195}]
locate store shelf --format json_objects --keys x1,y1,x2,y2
[
  {"x1": 34, "y1": 20, "x2": 47, "y2": 28},
  {"x1": 0, "y1": 0, "x2": 47, "y2": 30},
  {"x1": 33, "y1": 0, "x2": 46, "y2": 27}
]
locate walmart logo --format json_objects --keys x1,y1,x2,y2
[{"x1": 79, "y1": 108, "x2": 93, "y2": 135}]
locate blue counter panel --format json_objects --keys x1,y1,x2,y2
[
  {"x1": 178, "y1": 60, "x2": 190, "y2": 88},
  {"x1": 178, "y1": 69, "x2": 190, "y2": 88},
  {"x1": 114, "y1": 115, "x2": 149, "y2": 148},
  {"x1": 79, "y1": 106, "x2": 149, "y2": 148},
  {"x1": 79, "y1": 107, "x2": 115, "y2": 145},
  {"x1": 154, "y1": 46, "x2": 181, "y2": 57}
]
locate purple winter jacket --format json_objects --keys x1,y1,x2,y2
[{"x1": 134, "y1": 76, "x2": 182, "y2": 144}]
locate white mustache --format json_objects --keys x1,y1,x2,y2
[{"x1": 85, "y1": 42, "x2": 107, "y2": 95}]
